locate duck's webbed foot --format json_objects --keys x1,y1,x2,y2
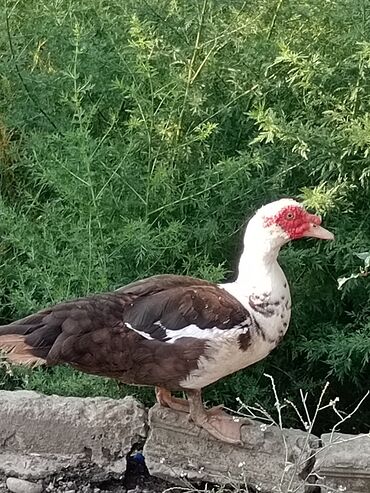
[{"x1": 186, "y1": 389, "x2": 243, "y2": 445}]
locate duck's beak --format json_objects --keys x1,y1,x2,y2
[{"x1": 302, "y1": 214, "x2": 335, "y2": 240}]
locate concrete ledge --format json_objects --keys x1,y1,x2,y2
[
  {"x1": 2, "y1": 391, "x2": 370, "y2": 492},
  {"x1": 0, "y1": 390, "x2": 147, "y2": 479},
  {"x1": 143, "y1": 404, "x2": 319, "y2": 492},
  {"x1": 316, "y1": 432, "x2": 370, "y2": 493}
]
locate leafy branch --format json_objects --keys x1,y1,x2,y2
[{"x1": 338, "y1": 252, "x2": 370, "y2": 289}]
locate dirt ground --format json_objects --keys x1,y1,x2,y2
[{"x1": 0, "y1": 455, "x2": 178, "y2": 493}]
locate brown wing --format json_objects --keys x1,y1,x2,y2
[{"x1": 0, "y1": 274, "x2": 252, "y2": 389}]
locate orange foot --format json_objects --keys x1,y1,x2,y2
[{"x1": 186, "y1": 389, "x2": 244, "y2": 445}]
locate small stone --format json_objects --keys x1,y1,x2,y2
[{"x1": 6, "y1": 477, "x2": 43, "y2": 493}]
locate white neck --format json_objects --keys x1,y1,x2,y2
[
  {"x1": 232, "y1": 218, "x2": 287, "y2": 288},
  {"x1": 219, "y1": 221, "x2": 291, "y2": 344},
  {"x1": 236, "y1": 235, "x2": 281, "y2": 285}
]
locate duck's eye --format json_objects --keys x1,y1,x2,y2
[{"x1": 286, "y1": 212, "x2": 294, "y2": 220}]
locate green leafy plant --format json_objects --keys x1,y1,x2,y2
[
  {"x1": 338, "y1": 252, "x2": 370, "y2": 289},
  {"x1": 0, "y1": 0, "x2": 370, "y2": 434}
]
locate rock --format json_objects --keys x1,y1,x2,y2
[
  {"x1": 316, "y1": 432, "x2": 370, "y2": 492},
  {"x1": 6, "y1": 477, "x2": 43, "y2": 493},
  {"x1": 0, "y1": 391, "x2": 147, "y2": 480},
  {"x1": 143, "y1": 404, "x2": 319, "y2": 492}
]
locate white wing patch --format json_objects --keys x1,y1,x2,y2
[
  {"x1": 124, "y1": 319, "x2": 251, "y2": 343},
  {"x1": 165, "y1": 324, "x2": 248, "y2": 344},
  {"x1": 124, "y1": 322, "x2": 154, "y2": 340}
]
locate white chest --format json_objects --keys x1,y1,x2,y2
[
  {"x1": 180, "y1": 327, "x2": 257, "y2": 389},
  {"x1": 222, "y1": 262, "x2": 291, "y2": 344},
  {"x1": 180, "y1": 265, "x2": 291, "y2": 390}
]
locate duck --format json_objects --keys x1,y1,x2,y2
[{"x1": 0, "y1": 198, "x2": 334, "y2": 444}]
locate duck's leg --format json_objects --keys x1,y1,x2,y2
[
  {"x1": 155, "y1": 386, "x2": 190, "y2": 413},
  {"x1": 155, "y1": 386, "x2": 227, "y2": 417},
  {"x1": 186, "y1": 389, "x2": 243, "y2": 445}
]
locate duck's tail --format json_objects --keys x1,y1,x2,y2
[{"x1": 0, "y1": 312, "x2": 60, "y2": 366}]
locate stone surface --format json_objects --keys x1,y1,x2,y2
[
  {"x1": 143, "y1": 404, "x2": 319, "y2": 492},
  {"x1": 6, "y1": 477, "x2": 43, "y2": 493},
  {"x1": 0, "y1": 391, "x2": 147, "y2": 479},
  {"x1": 0, "y1": 452, "x2": 82, "y2": 480},
  {"x1": 316, "y1": 432, "x2": 370, "y2": 492}
]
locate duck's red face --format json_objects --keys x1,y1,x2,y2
[{"x1": 264, "y1": 204, "x2": 334, "y2": 240}]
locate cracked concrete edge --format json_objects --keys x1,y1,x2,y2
[
  {"x1": 143, "y1": 404, "x2": 320, "y2": 493},
  {"x1": 0, "y1": 390, "x2": 147, "y2": 479},
  {"x1": 143, "y1": 405, "x2": 370, "y2": 492},
  {"x1": 1, "y1": 391, "x2": 370, "y2": 491},
  {"x1": 0, "y1": 452, "x2": 83, "y2": 480},
  {"x1": 314, "y1": 432, "x2": 370, "y2": 492}
]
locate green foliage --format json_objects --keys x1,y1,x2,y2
[
  {"x1": 338, "y1": 251, "x2": 370, "y2": 289},
  {"x1": 0, "y1": 0, "x2": 370, "y2": 433}
]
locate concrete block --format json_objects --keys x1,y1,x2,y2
[
  {"x1": 143, "y1": 404, "x2": 319, "y2": 492},
  {"x1": 316, "y1": 432, "x2": 370, "y2": 492},
  {"x1": 0, "y1": 390, "x2": 147, "y2": 479}
]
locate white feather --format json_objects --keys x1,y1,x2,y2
[
  {"x1": 180, "y1": 325, "x2": 273, "y2": 389},
  {"x1": 164, "y1": 322, "x2": 250, "y2": 344},
  {"x1": 124, "y1": 320, "x2": 251, "y2": 343},
  {"x1": 124, "y1": 322, "x2": 153, "y2": 340}
]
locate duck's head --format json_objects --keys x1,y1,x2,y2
[{"x1": 245, "y1": 198, "x2": 334, "y2": 251}]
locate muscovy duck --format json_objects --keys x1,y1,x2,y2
[{"x1": 0, "y1": 199, "x2": 334, "y2": 443}]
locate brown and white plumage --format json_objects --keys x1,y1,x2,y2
[{"x1": 0, "y1": 199, "x2": 334, "y2": 443}]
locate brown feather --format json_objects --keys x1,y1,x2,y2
[{"x1": 0, "y1": 335, "x2": 45, "y2": 366}]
